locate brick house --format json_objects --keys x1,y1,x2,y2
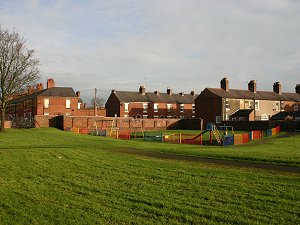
[
  {"x1": 195, "y1": 78, "x2": 300, "y2": 126},
  {"x1": 105, "y1": 86, "x2": 197, "y2": 119},
  {"x1": 6, "y1": 78, "x2": 106, "y2": 123}
]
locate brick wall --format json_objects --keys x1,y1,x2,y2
[{"x1": 61, "y1": 117, "x2": 181, "y2": 131}]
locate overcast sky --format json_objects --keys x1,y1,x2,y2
[{"x1": 0, "y1": 0, "x2": 299, "y2": 102}]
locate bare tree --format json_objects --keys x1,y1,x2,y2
[
  {"x1": 0, "y1": 26, "x2": 40, "y2": 131},
  {"x1": 90, "y1": 97, "x2": 105, "y2": 108}
]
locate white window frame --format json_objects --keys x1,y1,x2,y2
[
  {"x1": 255, "y1": 101, "x2": 259, "y2": 110},
  {"x1": 78, "y1": 102, "x2": 81, "y2": 109},
  {"x1": 124, "y1": 103, "x2": 129, "y2": 112},
  {"x1": 216, "y1": 116, "x2": 221, "y2": 124},
  {"x1": 225, "y1": 100, "x2": 230, "y2": 110},
  {"x1": 192, "y1": 104, "x2": 195, "y2": 113},
  {"x1": 66, "y1": 99, "x2": 71, "y2": 109},
  {"x1": 275, "y1": 102, "x2": 280, "y2": 111},
  {"x1": 143, "y1": 103, "x2": 148, "y2": 113},
  {"x1": 44, "y1": 98, "x2": 49, "y2": 109},
  {"x1": 180, "y1": 104, "x2": 184, "y2": 113},
  {"x1": 143, "y1": 115, "x2": 148, "y2": 119},
  {"x1": 167, "y1": 104, "x2": 172, "y2": 112},
  {"x1": 154, "y1": 103, "x2": 159, "y2": 112}
]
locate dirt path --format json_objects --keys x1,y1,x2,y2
[{"x1": 115, "y1": 148, "x2": 300, "y2": 174}]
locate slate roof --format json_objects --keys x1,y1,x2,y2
[
  {"x1": 9, "y1": 87, "x2": 77, "y2": 104},
  {"x1": 270, "y1": 111, "x2": 300, "y2": 120},
  {"x1": 205, "y1": 88, "x2": 296, "y2": 101},
  {"x1": 231, "y1": 109, "x2": 254, "y2": 117},
  {"x1": 113, "y1": 91, "x2": 197, "y2": 104}
]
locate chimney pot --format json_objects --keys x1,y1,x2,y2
[
  {"x1": 76, "y1": 91, "x2": 80, "y2": 97},
  {"x1": 220, "y1": 77, "x2": 229, "y2": 91},
  {"x1": 47, "y1": 78, "x2": 55, "y2": 89},
  {"x1": 190, "y1": 91, "x2": 195, "y2": 96},
  {"x1": 154, "y1": 91, "x2": 159, "y2": 95},
  {"x1": 296, "y1": 84, "x2": 300, "y2": 94},
  {"x1": 36, "y1": 83, "x2": 44, "y2": 91},
  {"x1": 248, "y1": 80, "x2": 257, "y2": 93},
  {"x1": 167, "y1": 87, "x2": 172, "y2": 95},
  {"x1": 139, "y1": 86, "x2": 145, "y2": 95},
  {"x1": 111, "y1": 89, "x2": 116, "y2": 93},
  {"x1": 179, "y1": 92, "x2": 184, "y2": 96},
  {"x1": 273, "y1": 82, "x2": 282, "y2": 94}
]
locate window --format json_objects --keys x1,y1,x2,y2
[
  {"x1": 44, "y1": 112, "x2": 49, "y2": 116},
  {"x1": 281, "y1": 102, "x2": 284, "y2": 111},
  {"x1": 154, "y1": 115, "x2": 159, "y2": 118},
  {"x1": 154, "y1": 104, "x2": 159, "y2": 112},
  {"x1": 66, "y1": 99, "x2": 71, "y2": 109},
  {"x1": 255, "y1": 101, "x2": 259, "y2": 110},
  {"x1": 78, "y1": 102, "x2": 81, "y2": 109},
  {"x1": 216, "y1": 116, "x2": 221, "y2": 124},
  {"x1": 275, "y1": 102, "x2": 280, "y2": 111},
  {"x1": 44, "y1": 98, "x2": 49, "y2": 108},
  {"x1": 167, "y1": 104, "x2": 172, "y2": 112},
  {"x1": 124, "y1": 103, "x2": 129, "y2": 112},
  {"x1": 180, "y1": 104, "x2": 184, "y2": 113},
  {"x1": 192, "y1": 104, "x2": 195, "y2": 113},
  {"x1": 225, "y1": 100, "x2": 230, "y2": 110},
  {"x1": 143, "y1": 115, "x2": 148, "y2": 119},
  {"x1": 143, "y1": 103, "x2": 148, "y2": 113}
]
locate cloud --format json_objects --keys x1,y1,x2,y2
[{"x1": 0, "y1": 0, "x2": 299, "y2": 101}]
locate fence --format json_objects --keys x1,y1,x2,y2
[
  {"x1": 68, "y1": 126, "x2": 281, "y2": 147},
  {"x1": 223, "y1": 126, "x2": 281, "y2": 146}
]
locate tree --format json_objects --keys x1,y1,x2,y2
[
  {"x1": 90, "y1": 97, "x2": 105, "y2": 108},
  {"x1": 0, "y1": 26, "x2": 40, "y2": 131}
]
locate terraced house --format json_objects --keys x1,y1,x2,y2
[
  {"x1": 6, "y1": 78, "x2": 105, "y2": 126},
  {"x1": 195, "y1": 78, "x2": 300, "y2": 126},
  {"x1": 105, "y1": 86, "x2": 197, "y2": 119}
]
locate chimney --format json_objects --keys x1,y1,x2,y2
[
  {"x1": 167, "y1": 87, "x2": 172, "y2": 95},
  {"x1": 47, "y1": 78, "x2": 55, "y2": 89},
  {"x1": 220, "y1": 77, "x2": 229, "y2": 91},
  {"x1": 83, "y1": 103, "x2": 87, "y2": 108},
  {"x1": 36, "y1": 83, "x2": 44, "y2": 91},
  {"x1": 248, "y1": 80, "x2": 257, "y2": 93},
  {"x1": 154, "y1": 91, "x2": 159, "y2": 95},
  {"x1": 28, "y1": 86, "x2": 35, "y2": 94},
  {"x1": 179, "y1": 92, "x2": 184, "y2": 96},
  {"x1": 273, "y1": 82, "x2": 282, "y2": 94},
  {"x1": 111, "y1": 89, "x2": 116, "y2": 93},
  {"x1": 76, "y1": 91, "x2": 80, "y2": 97},
  {"x1": 190, "y1": 91, "x2": 195, "y2": 96},
  {"x1": 139, "y1": 86, "x2": 145, "y2": 95},
  {"x1": 296, "y1": 84, "x2": 300, "y2": 94}
]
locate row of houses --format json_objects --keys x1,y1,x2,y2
[{"x1": 2, "y1": 77, "x2": 300, "y2": 127}]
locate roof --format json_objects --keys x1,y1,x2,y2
[
  {"x1": 9, "y1": 87, "x2": 77, "y2": 104},
  {"x1": 113, "y1": 91, "x2": 197, "y2": 104},
  {"x1": 205, "y1": 88, "x2": 296, "y2": 101},
  {"x1": 270, "y1": 111, "x2": 300, "y2": 120},
  {"x1": 231, "y1": 109, "x2": 254, "y2": 117}
]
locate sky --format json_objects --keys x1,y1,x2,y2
[{"x1": 0, "y1": 0, "x2": 299, "y2": 103}]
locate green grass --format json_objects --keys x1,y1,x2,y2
[{"x1": 0, "y1": 128, "x2": 299, "y2": 224}]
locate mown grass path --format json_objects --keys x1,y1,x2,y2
[{"x1": 0, "y1": 128, "x2": 299, "y2": 224}]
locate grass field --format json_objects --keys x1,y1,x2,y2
[{"x1": 0, "y1": 128, "x2": 299, "y2": 224}]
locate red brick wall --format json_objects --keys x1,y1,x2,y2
[
  {"x1": 105, "y1": 93, "x2": 120, "y2": 117},
  {"x1": 61, "y1": 116, "x2": 180, "y2": 131},
  {"x1": 195, "y1": 90, "x2": 222, "y2": 127},
  {"x1": 37, "y1": 96, "x2": 79, "y2": 116},
  {"x1": 73, "y1": 108, "x2": 106, "y2": 117}
]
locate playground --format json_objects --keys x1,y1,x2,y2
[{"x1": 68, "y1": 118, "x2": 281, "y2": 147}]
